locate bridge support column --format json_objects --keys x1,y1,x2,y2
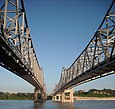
[
  {"x1": 61, "y1": 88, "x2": 74, "y2": 102},
  {"x1": 34, "y1": 88, "x2": 46, "y2": 103},
  {"x1": 52, "y1": 88, "x2": 74, "y2": 102},
  {"x1": 52, "y1": 94, "x2": 61, "y2": 102},
  {"x1": 40, "y1": 89, "x2": 46, "y2": 102},
  {"x1": 34, "y1": 88, "x2": 39, "y2": 103},
  {"x1": 52, "y1": 96, "x2": 55, "y2": 101}
]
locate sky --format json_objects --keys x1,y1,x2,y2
[{"x1": 0, "y1": 0, "x2": 115, "y2": 94}]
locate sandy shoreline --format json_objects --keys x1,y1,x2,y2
[{"x1": 74, "y1": 97, "x2": 115, "y2": 100}]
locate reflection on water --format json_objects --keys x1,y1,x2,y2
[
  {"x1": 34, "y1": 100, "x2": 115, "y2": 109},
  {"x1": 0, "y1": 100, "x2": 115, "y2": 109},
  {"x1": 34, "y1": 100, "x2": 75, "y2": 109},
  {"x1": 34, "y1": 102, "x2": 45, "y2": 109}
]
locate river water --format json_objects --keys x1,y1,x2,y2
[{"x1": 0, "y1": 100, "x2": 115, "y2": 109}]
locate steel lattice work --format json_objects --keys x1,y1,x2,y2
[
  {"x1": 0, "y1": 0, "x2": 46, "y2": 95},
  {"x1": 52, "y1": 1, "x2": 115, "y2": 96}
]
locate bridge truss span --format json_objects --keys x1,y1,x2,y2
[
  {"x1": 0, "y1": 0, "x2": 46, "y2": 102},
  {"x1": 52, "y1": 1, "x2": 115, "y2": 96}
]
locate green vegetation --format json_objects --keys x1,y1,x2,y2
[
  {"x1": 74, "y1": 89, "x2": 115, "y2": 97},
  {"x1": 0, "y1": 89, "x2": 115, "y2": 100},
  {"x1": 0, "y1": 92, "x2": 33, "y2": 100}
]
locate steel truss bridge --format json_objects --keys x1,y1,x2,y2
[
  {"x1": 52, "y1": 1, "x2": 115, "y2": 96},
  {"x1": 0, "y1": 0, "x2": 46, "y2": 102}
]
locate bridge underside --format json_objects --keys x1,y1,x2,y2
[
  {"x1": 0, "y1": 34, "x2": 42, "y2": 89},
  {"x1": 52, "y1": 1, "x2": 115, "y2": 99},
  {"x1": 0, "y1": 0, "x2": 46, "y2": 102},
  {"x1": 61, "y1": 57, "x2": 115, "y2": 91},
  {"x1": 52, "y1": 58, "x2": 115, "y2": 102},
  {"x1": 53, "y1": 65, "x2": 115, "y2": 98},
  {"x1": 0, "y1": 34, "x2": 47, "y2": 102}
]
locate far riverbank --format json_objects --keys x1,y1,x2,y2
[{"x1": 74, "y1": 97, "x2": 115, "y2": 100}]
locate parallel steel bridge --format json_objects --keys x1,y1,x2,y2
[
  {"x1": 0, "y1": 0, "x2": 115, "y2": 102},
  {"x1": 0, "y1": 0, "x2": 46, "y2": 102},
  {"x1": 52, "y1": 1, "x2": 115, "y2": 96}
]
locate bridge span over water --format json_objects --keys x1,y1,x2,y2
[
  {"x1": 52, "y1": 1, "x2": 115, "y2": 102},
  {"x1": 0, "y1": 0, "x2": 46, "y2": 102},
  {"x1": 0, "y1": 0, "x2": 115, "y2": 103}
]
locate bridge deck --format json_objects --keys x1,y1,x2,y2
[
  {"x1": 0, "y1": 34, "x2": 42, "y2": 90},
  {"x1": 62, "y1": 55, "x2": 115, "y2": 90}
]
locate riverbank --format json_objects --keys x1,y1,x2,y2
[{"x1": 74, "y1": 97, "x2": 115, "y2": 100}]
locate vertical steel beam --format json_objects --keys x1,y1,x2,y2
[{"x1": 4, "y1": 0, "x2": 8, "y2": 30}]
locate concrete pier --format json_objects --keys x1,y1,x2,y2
[
  {"x1": 52, "y1": 88, "x2": 74, "y2": 102},
  {"x1": 34, "y1": 88, "x2": 39, "y2": 103},
  {"x1": 52, "y1": 93, "x2": 62, "y2": 102},
  {"x1": 34, "y1": 88, "x2": 46, "y2": 103}
]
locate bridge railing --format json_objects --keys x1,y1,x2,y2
[
  {"x1": 52, "y1": 1, "x2": 115, "y2": 95},
  {"x1": 0, "y1": 0, "x2": 44, "y2": 89}
]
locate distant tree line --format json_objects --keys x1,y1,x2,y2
[
  {"x1": 74, "y1": 89, "x2": 115, "y2": 97},
  {"x1": 0, "y1": 89, "x2": 115, "y2": 100},
  {"x1": 0, "y1": 92, "x2": 34, "y2": 100}
]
